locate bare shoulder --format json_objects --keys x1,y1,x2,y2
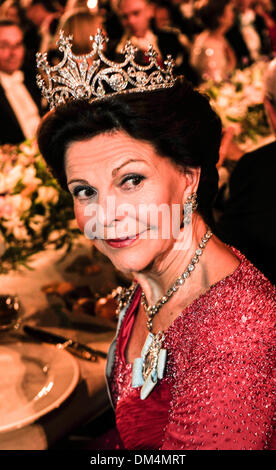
[{"x1": 203, "y1": 235, "x2": 241, "y2": 285}]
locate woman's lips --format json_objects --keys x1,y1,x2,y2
[{"x1": 105, "y1": 233, "x2": 141, "y2": 248}]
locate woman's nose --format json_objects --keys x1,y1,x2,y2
[
  {"x1": 99, "y1": 195, "x2": 138, "y2": 239},
  {"x1": 98, "y1": 194, "x2": 124, "y2": 227},
  {"x1": 84, "y1": 193, "x2": 124, "y2": 233}
]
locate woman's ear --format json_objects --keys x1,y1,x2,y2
[{"x1": 181, "y1": 167, "x2": 201, "y2": 203}]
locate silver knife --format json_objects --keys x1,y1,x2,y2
[{"x1": 23, "y1": 325, "x2": 107, "y2": 361}]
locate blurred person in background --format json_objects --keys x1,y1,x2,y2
[
  {"x1": 215, "y1": 139, "x2": 276, "y2": 286},
  {"x1": 0, "y1": 19, "x2": 43, "y2": 144},
  {"x1": 63, "y1": 0, "x2": 124, "y2": 42},
  {"x1": 0, "y1": 0, "x2": 27, "y2": 23},
  {"x1": 226, "y1": 0, "x2": 272, "y2": 67},
  {"x1": 103, "y1": 0, "x2": 124, "y2": 41},
  {"x1": 25, "y1": 0, "x2": 62, "y2": 52},
  {"x1": 215, "y1": 28, "x2": 276, "y2": 285},
  {"x1": 168, "y1": 0, "x2": 203, "y2": 41},
  {"x1": 0, "y1": 0, "x2": 41, "y2": 62},
  {"x1": 110, "y1": 0, "x2": 200, "y2": 84},
  {"x1": 253, "y1": 0, "x2": 276, "y2": 52},
  {"x1": 59, "y1": 7, "x2": 104, "y2": 53},
  {"x1": 46, "y1": 7, "x2": 105, "y2": 63},
  {"x1": 191, "y1": 0, "x2": 236, "y2": 83},
  {"x1": 153, "y1": 1, "x2": 171, "y2": 30},
  {"x1": 152, "y1": 1, "x2": 192, "y2": 52}
]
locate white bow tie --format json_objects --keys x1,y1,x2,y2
[{"x1": 1, "y1": 70, "x2": 24, "y2": 87}]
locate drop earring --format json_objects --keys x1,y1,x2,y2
[{"x1": 183, "y1": 192, "x2": 198, "y2": 226}]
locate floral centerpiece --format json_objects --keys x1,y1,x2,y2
[
  {"x1": 201, "y1": 60, "x2": 272, "y2": 148},
  {"x1": 0, "y1": 140, "x2": 81, "y2": 273}
]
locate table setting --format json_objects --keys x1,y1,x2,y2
[
  {"x1": 0, "y1": 339, "x2": 79, "y2": 435},
  {"x1": 0, "y1": 240, "x2": 125, "y2": 450}
]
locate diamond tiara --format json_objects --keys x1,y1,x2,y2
[{"x1": 36, "y1": 29, "x2": 176, "y2": 109}]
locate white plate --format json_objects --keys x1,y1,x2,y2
[{"x1": 0, "y1": 341, "x2": 79, "y2": 433}]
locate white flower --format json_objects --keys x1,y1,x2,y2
[
  {"x1": 0, "y1": 165, "x2": 23, "y2": 193},
  {"x1": 8, "y1": 194, "x2": 32, "y2": 215},
  {"x1": 220, "y1": 83, "x2": 236, "y2": 97},
  {"x1": 0, "y1": 174, "x2": 6, "y2": 194},
  {"x1": 216, "y1": 96, "x2": 230, "y2": 108},
  {"x1": 13, "y1": 224, "x2": 29, "y2": 241},
  {"x1": 0, "y1": 196, "x2": 13, "y2": 218},
  {"x1": 36, "y1": 186, "x2": 59, "y2": 205},
  {"x1": 22, "y1": 166, "x2": 41, "y2": 187},
  {"x1": 233, "y1": 70, "x2": 249, "y2": 85},
  {"x1": 0, "y1": 139, "x2": 81, "y2": 271},
  {"x1": 2, "y1": 217, "x2": 30, "y2": 240},
  {"x1": 18, "y1": 140, "x2": 39, "y2": 157},
  {"x1": 243, "y1": 85, "x2": 263, "y2": 105},
  {"x1": 227, "y1": 101, "x2": 247, "y2": 119}
]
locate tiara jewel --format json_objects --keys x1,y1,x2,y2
[{"x1": 36, "y1": 29, "x2": 176, "y2": 109}]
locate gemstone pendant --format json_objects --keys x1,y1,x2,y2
[{"x1": 132, "y1": 331, "x2": 167, "y2": 399}]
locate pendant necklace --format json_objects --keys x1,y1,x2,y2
[{"x1": 131, "y1": 227, "x2": 213, "y2": 399}]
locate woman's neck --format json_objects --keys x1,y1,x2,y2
[
  {"x1": 132, "y1": 216, "x2": 209, "y2": 306},
  {"x1": 209, "y1": 26, "x2": 227, "y2": 38}
]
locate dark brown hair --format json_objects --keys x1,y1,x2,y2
[{"x1": 195, "y1": 0, "x2": 232, "y2": 31}]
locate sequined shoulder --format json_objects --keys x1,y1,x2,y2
[{"x1": 161, "y1": 250, "x2": 276, "y2": 450}]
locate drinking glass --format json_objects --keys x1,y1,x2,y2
[{"x1": 0, "y1": 294, "x2": 22, "y2": 332}]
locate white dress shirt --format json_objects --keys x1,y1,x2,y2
[
  {"x1": 240, "y1": 10, "x2": 261, "y2": 61},
  {"x1": 0, "y1": 70, "x2": 40, "y2": 140}
]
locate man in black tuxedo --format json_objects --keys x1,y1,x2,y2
[
  {"x1": 109, "y1": 0, "x2": 200, "y2": 85},
  {"x1": 0, "y1": 19, "x2": 43, "y2": 145},
  {"x1": 215, "y1": 140, "x2": 276, "y2": 285},
  {"x1": 25, "y1": 0, "x2": 61, "y2": 53},
  {"x1": 226, "y1": 0, "x2": 272, "y2": 68}
]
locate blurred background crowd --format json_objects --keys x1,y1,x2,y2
[
  {"x1": 2, "y1": 1, "x2": 276, "y2": 71},
  {"x1": 1, "y1": 0, "x2": 276, "y2": 143}
]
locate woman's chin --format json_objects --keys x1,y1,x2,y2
[
  {"x1": 110, "y1": 258, "x2": 152, "y2": 275},
  {"x1": 102, "y1": 249, "x2": 155, "y2": 275},
  {"x1": 95, "y1": 237, "x2": 171, "y2": 275}
]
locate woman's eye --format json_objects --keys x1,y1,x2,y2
[
  {"x1": 72, "y1": 185, "x2": 96, "y2": 200},
  {"x1": 121, "y1": 174, "x2": 145, "y2": 190}
]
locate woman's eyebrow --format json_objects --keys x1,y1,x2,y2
[
  {"x1": 67, "y1": 159, "x2": 149, "y2": 185},
  {"x1": 111, "y1": 159, "x2": 146, "y2": 177},
  {"x1": 67, "y1": 178, "x2": 90, "y2": 185}
]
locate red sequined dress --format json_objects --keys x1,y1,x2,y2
[{"x1": 106, "y1": 248, "x2": 276, "y2": 450}]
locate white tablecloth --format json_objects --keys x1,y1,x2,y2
[{"x1": 0, "y1": 242, "x2": 119, "y2": 449}]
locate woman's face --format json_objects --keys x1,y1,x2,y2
[{"x1": 65, "y1": 131, "x2": 197, "y2": 274}]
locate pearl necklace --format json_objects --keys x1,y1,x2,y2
[{"x1": 132, "y1": 227, "x2": 213, "y2": 399}]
